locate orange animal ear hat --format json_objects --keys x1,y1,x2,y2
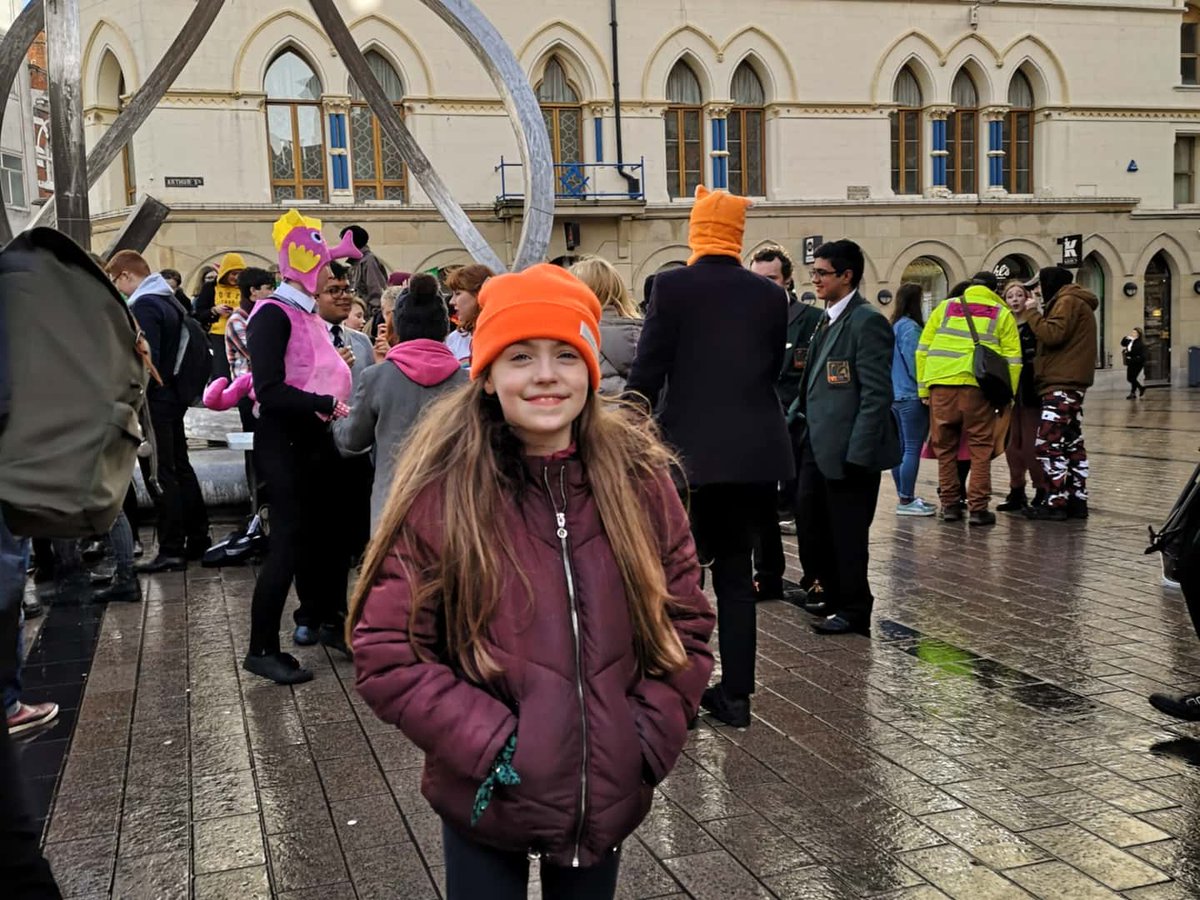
[{"x1": 687, "y1": 185, "x2": 753, "y2": 265}]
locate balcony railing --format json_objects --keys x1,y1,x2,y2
[{"x1": 496, "y1": 158, "x2": 645, "y2": 202}]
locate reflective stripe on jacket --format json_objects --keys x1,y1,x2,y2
[{"x1": 914, "y1": 285, "x2": 1023, "y2": 399}]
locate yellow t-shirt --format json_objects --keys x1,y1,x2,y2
[{"x1": 210, "y1": 283, "x2": 240, "y2": 335}]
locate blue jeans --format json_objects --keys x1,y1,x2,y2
[
  {"x1": 0, "y1": 514, "x2": 30, "y2": 717},
  {"x1": 892, "y1": 398, "x2": 929, "y2": 503}
]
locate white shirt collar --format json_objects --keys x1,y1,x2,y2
[
  {"x1": 826, "y1": 289, "x2": 857, "y2": 324},
  {"x1": 273, "y1": 282, "x2": 317, "y2": 314}
]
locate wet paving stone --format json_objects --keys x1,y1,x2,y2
[
  {"x1": 110, "y1": 849, "x2": 189, "y2": 900},
  {"x1": 191, "y1": 865, "x2": 272, "y2": 900},
  {"x1": 1022, "y1": 824, "x2": 1171, "y2": 891},
  {"x1": 193, "y1": 812, "x2": 266, "y2": 874}
]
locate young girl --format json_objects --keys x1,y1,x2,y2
[
  {"x1": 350, "y1": 264, "x2": 714, "y2": 900},
  {"x1": 443, "y1": 263, "x2": 494, "y2": 367}
]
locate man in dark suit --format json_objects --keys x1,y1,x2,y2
[
  {"x1": 627, "y1": 186, "x2": 793, "y2": 728},
  {"x1": 791, "y1": 239, "x2": 900, "y2": 636}
]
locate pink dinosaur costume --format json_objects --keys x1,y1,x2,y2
[{"x1": 273, "y1": 208, "x2": 361, "y2": 295}]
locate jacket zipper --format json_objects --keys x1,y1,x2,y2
[{"x1": 543, "y1": 464, "x2": 589, "y2": 867}]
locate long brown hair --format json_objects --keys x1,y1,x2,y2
[{"x1": 347, "y1": 380, "x2": 689, "y2": 682}]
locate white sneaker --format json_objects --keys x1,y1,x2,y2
[{"x1": 896, "y1": 499, "x2": 937, "y2": 517}]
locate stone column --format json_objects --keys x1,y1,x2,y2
[
  {"x1": 706, "y1": 104, "x2": 731, "y2": 190},
  {"x1": 324, "y1": 95, "x2": 353, "y2": 205},
  {"x1": 927, "y1": 106, "x2": 953, "y2": 198},
  {"x1": 982, "y1": 105, "x2": 1010, "y2": 195}
]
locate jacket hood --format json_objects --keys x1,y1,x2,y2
[
  {"x1": 687, "y1": 185, "x2": 751, "y2": 265},
  {"x1": 1054, "y1": 283, "x2": 1099, "y2": 311},
  {"x1": 961, "y1": 284, "x2": 1004, "y2": 305},
  {"x1": 387, "y1": 338, "x2": 462, "y2": 386},
  {"x1": 1037, "y1": 266, "x2": 1074, "y2": 304},
  {"x1": 217, "y1": 252, "x2": 247, "y2": 281},
  {"x1": 128, "y1": 273, "x2": 174, "y2": 305}
]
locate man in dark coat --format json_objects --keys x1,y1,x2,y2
[
  {"x1": 627, "y1": 185, "x2": 793, "y2": 728},
  {"x1": 790, "y1": 239, "x2": 900, "y2": 636},
  {"x1": 340, "y1": 225, "x2": 390, "y2": 319}
]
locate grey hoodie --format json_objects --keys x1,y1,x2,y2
[{"x1": 599, "y1": 310, "x2": 643, "y2": 395}]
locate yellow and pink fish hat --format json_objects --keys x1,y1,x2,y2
[{"x1": 271, "y1": 209, "x2": 362, "y2": 295}]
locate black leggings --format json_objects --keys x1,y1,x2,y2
[
  {"x1": 441, "y1": 822, "x2": 620, "y2": 900},
  {"x1": 248, "y1": 423, "x2": 348, "y2": 654}
]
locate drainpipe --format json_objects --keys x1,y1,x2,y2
[{"x1": 609, "y1": 0, "x2": 641, "y2": 196}]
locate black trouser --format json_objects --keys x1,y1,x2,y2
[
  {"x1": 149, "y1": 407, "x2": 209, "y2": 557},
  {"x1": 208, "y1": 333, "x2": 230, "y2": 383},
  {"x1": 690, "y1": 482, "x2": 775, "y2": 698},
  {"x1": 795, "y1": 438, "x2": 880, "y2": 627},
  {"x1": 1182, "y1": 561, "x2": 1200, "y2": 640},
  {"x1": 236, "y1": 397, "x2": 268, "y2": 509},
  {"x1": 0, "y1": 714, "x2": 62, "y2": 899},
  {"x1": 122, "y1": 482, "x2": 141, "y2": 537},
  {"x1": 441, "y1": 822, "x2": 620, "y2": 900},
  {"x1": 1127, "y1": 363, "x2": 1145, "y2": 393},
  {"x1": 249, "y1": 422, "x2": 348, "y2": 653},
  {"x1": 751, "y1": 491, "x2": 786, "y2": 597}
]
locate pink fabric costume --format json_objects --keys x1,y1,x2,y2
[{"x1": 249, "y1": 297, "x2": 353, "y2": 416}]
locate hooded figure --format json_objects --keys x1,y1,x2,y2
[
  {"x1": 625, "y1": 185, "x2": 792, "y2": 728},
  {"x1": 193, "y1": 252, "x2": 248, "y2": 381},
  {"x1": 340, "y1": 224, "x2": 390, "y2": 317}
]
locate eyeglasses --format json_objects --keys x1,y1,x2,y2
[
  {"x1": 809, "y1": 267, "x2": 842, "y2": 281},
  {"x1": 325, "y1": 286, "x2": 349, "y2": 296}
]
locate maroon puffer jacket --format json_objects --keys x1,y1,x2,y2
[{"x1": 353, "y1": 455, "x2": 714, "y2": 868}]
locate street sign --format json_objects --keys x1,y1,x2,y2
[
  {"x1": 165, "y1": 176, "x2": 204, "y2": 188},
  {"x1": 803, "y1": 235, "x2": 823, "y2": 265},
  {"x1": 1058, "y1": 233, "x2": 1082, "y2": 268}
]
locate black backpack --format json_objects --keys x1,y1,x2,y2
[{"x1": 169, "y1": 297, "x2": 213, "y2": 405}]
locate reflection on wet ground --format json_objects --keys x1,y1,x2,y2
[{"x1": 25, "y1": 390, "x2": 1200, "y2": 898}]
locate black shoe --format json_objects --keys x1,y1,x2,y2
[
  {"x1": 1023, "y1": 505, "x2": 1068, "y2": 522},
  {"x1": 94, "y1": 575, "x2": 141, "y2": 603},
  {"x1": 1127, "y1": 392, "x2": 1137, "y2": 400},
  {"x1": 1031, "y1": 489, "x2": 1047, "y2": 508},
  {"x1": 700, "y1": 685, "x2": 751, "y2": 729},
  {"x1": 21, "y1": 595, "x2": 43, "y2": 620},
  {"x1": 135, "y1": 554, "x2": 187, "y2": 573},
  {"x1": 968, "y1": 510, "x2": 997, "y2": 527},
  {"x1": 1149, "y1": 692, "x2": 1200, "y2": 722},
  {"x1": 1066, "y1": 499, "x2": 1089, "y2": 520},
  {"x1": 941, "y1": 505, "x2": 964, "y2": 522},
  {"x1": 80, "y1": 540, "x2": 106, "y2": 562},
  {"x1": 90, "y1": 569, "x2": 114, "y2": 586},
  {"x1": 242, "y1": 651, "x2": 314, "y2": 685},
  {"x1": 1139, "y1": 385, "x2": 1147, "y2": 397},
  {"x1": 812, "y1": 614, "x2": 871, "y2": 637},
  {"x1": 318, "y1": 624, "x2": 352, "y2": 659},
  {"x1": 997, "y1": 489, "x2": 1027, "y2": 513},
  {"x1": 782, "y1": 584, "x2": 810, "y2": 606}
]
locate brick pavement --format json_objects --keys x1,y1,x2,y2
[{"x1": 21, "y1": 390, "x2": 1200, "y2": 899}]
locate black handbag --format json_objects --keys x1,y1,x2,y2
[{"x1": 959, "y1": 299, "x2": 1014, "y2": 410}]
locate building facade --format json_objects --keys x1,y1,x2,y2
[{"x1": 75, "y1": 0, "x2": 1200, "y2": 384}]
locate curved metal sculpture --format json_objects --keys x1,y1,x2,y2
[{"x1": 7, "y1": 0, "x2": 553, "y2": 271}]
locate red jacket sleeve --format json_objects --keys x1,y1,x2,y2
[
  {"x1": 628, "y1": 470, "x2": 715, "y2": 784},
  {"x1": 352, "y1": 491, "x2": 516, "y2": 782}
]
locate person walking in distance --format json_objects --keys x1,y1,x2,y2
[
  {"x1": 1122, "y1": 328, "x2": 1147, "y2": 399},
  {"x1": 626, "y1": 186, "x2": 792, "y2": 727},
  {"x1": 916, "y1": 282, "x2": 1022, "y2": 526},
  {"x1": 997, "y1": 280, "x2": 1049, "y2": 512},
  {"x1": 890, "y1": 283, "x2": 935, "y2": 517},
  {"x1": 242, "y1": 210, "x2": 361, "y2": 684},
  {"x1": 790, "y1": 240, "x2": 900, "y2": 636},
  {"x1": 350, "y1": 264, "x2": 713, "y2": 900},
  {"x1": 1018, "y1": 266, "x2": 1099, "y2": 522},
  {"x1": 106, "y1": 251, "x2": 211, "y2": 571}
]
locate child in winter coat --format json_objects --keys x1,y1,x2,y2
[{"x1": 349, "y1": 264, "x2": 714, "y2": 900}]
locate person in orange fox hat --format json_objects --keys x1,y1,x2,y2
[{"x1": 626, "y1": 186, "x2": 792, "y2": 729}]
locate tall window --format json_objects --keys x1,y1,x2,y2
[
  {"x1": 537, "y1": 57, "x2": 582, "y2": 167},
  {"x1": 1004, "y1": 71, "x2": 1034, "y2": 194},
  {"x1": 265, "y1": 50, "x2": 326, "y2": 202},
  {"x1": 946, "y1": 70, "x2": 978, "y2": 194},
  {"x1": 348, "y1": 51, "x2": 407, "y2": 203},
  {"x1": 665, "y1": 61, "x2": 703, "y2": 199},
  {"x1": 891, "y1": 66, "x2": 921, "y2": 195},
  {"x1": 728, "y1": 62, "x2": 765, "y2": 197},
  {"x1": 1175, "y1": 136, "x2": 1196, "y2": 206},
  {"x1": 1, "y1": 152, "x2": 24, "y2": 208},
  {"x1": 1184, "y1": 5, "x2": 1200, "y2": 85},
  {"x1": 118, "y1": 74, "x2": 136, "y2": 206}
]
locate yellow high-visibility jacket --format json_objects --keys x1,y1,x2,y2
[{"x1": 915, "y1": 285, "x2": 1022, "y2": 400}]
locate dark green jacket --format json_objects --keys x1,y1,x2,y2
[
  {"x1": 789, "y1": 293, "x2": 901, "y2": 480},
  {"x1": 776, "y1": 298, "x2": 825, "y2": 412}
]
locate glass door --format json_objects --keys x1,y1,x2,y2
[{"x1": 1143, "y1": 253, "x2": 1172, "y2": 383}]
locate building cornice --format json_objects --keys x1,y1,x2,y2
[{"x1": 1045, "y1": 106, "x2": 1200, "y2": 121}]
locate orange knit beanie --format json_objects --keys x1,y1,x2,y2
[
  {"x1": 687, "y1": 185, "x2": 752, "y2": 265},
  {"x1": 470, "y1": 263, "x2": 604, "y2": 389}
]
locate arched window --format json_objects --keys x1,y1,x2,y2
[
  {"x1": 1003, "y1": 72, "x2": 1034, "y2": 194},
  {"x1": 1184, "y1": 4, "x2": 1200, "y2": 85},
  {"x1": 947, "y1": 70, "x2": 977, "y2": 194},
  {"x1": 536, "y1": 57, "x2": 582, "y2": 167},
  {"x1": 891, "y1": 66, "x2": 922, "y2": 195},
  {"x1": 665, "y1": 61, "x2": 703, "y2": 199},
  {"x1": 729, "y1": 62, "x2": 765, "y2": 197},
  {"x1": 348, "y1": 50, "x2": 407, "y2": 202},
  {"x1": 264, "y1": 50, "x2": 326, "y2": 202},
  {"x1": 901, "y1": 255, "x2": 948, "y2": 320},
  {"x1": 118, "y1": 73, "x2": 136, "y2": 206}
]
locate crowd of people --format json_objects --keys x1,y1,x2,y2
[{"x1": 13, "y1": 186, "x2": 1191, "y2": 900}]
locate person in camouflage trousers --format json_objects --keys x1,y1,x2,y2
[
  {"x1": 1017, "y1": 266, "x2": 1099, "y2": 522},
  {"x1": 1036, "y1": 389, "x2": 1088, "y2": 507}
]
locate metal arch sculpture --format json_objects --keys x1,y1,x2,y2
[{"x1": 3, "y1": 0, "x2": 553, "y2": 271}]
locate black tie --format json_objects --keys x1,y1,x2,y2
[{"x1": 331, "y1": 325, "x2": 344, "y2": 349}]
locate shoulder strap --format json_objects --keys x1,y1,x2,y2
[{"x1": 957, "y1": 296, "x2": 982, "y2": 347}]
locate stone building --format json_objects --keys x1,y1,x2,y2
[{"x1": 74, "y1": 0, "x2": 1200, "y2": 384}]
